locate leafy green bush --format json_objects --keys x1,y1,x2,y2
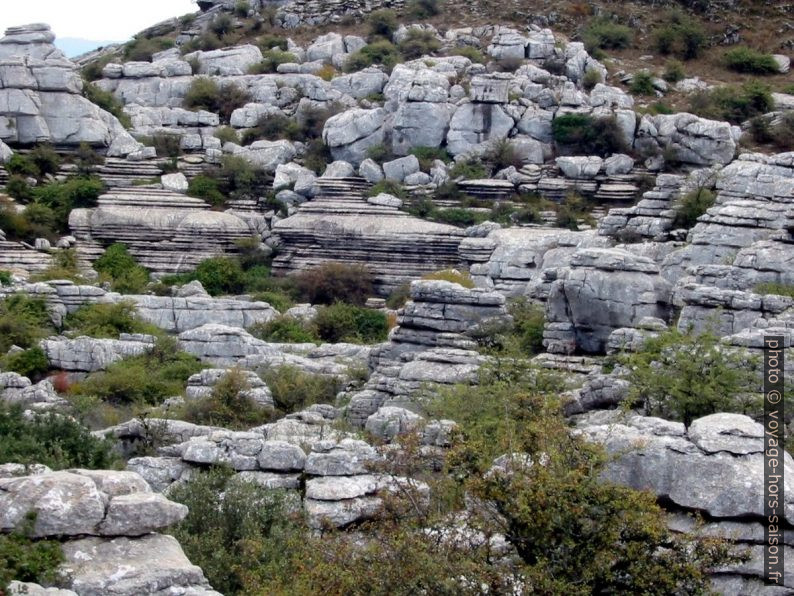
[
  {"x1": 652, "y1": 11, "x2": 706, "y2": 60},
  {"x1": 5, "y1": 154, "x2": 40, "y2": 177},
  {"x1": 181, "y1": 368, "x2": 274, "y2": 429},
  {"x1": 210, "y1": 13, "x2": 234, "y2": 36},
  {"x1": 70, "y1": 337, "x2": 203, "y2": 406},
  {"x1": 582, "y1": 68, "x2": 602, "y2": 91},
  {"x1": 582, "y1": 17, "x2": 633, "y2": 52},
  {"x1": 260, "y1": 365, "x2": 343, "y2": 414},
  {"x1": 94, "y1": 243, "x2": 150, "y2": 293},
  {"x1": 167, "y1": 467, "x2": 301, "y2": 595},
  {"x1": 407, "y1": 0, "x2": 441, "y2": 19},
  {"x1": 293, "y1": 262, "x2": 374, "y2": 306},
  {"x1": 242, "y1": 113, "x2": 302, "y2": 144},
  {"x1": 629, "y1": 70, "x2": 656, "y2": 95},
  {"x1": 0, "y1": 514, "x2": 64, "y2": 590},
  {"x1": 551, "y1": 113, "x2": 628, "y2": 157},
  {"x1": 183, "y1": 78, "x2": 251, "y2": 123},
  {"x1": 33, "y1": 176, "x2": 105, "y2": 231},
  {"x1": 555, "y1": 192, "x2": 592, "y2": 231},
  {"x1": 410, "y1": 146, "x2": 451, "y2": 171},
  {"x1": 6, "y1": 175, "x2": 34, "y2": 202},
  {"x1": 397, "y1": 30, "x2": 441, "y2": 60},
  {"x1": 449, "y1": 159, "x2": 488, "y2": 179},
  {"x1": 27, "y1": 145, "x2": 61, "y2": 177},
  {"x1": 214, "y1": 126, "x2": 240, "y2": 145},
  {"x1": 345, "y1": 41, "x2": 402, "y2": 73},
  {"x1": 0, "y1": 270, "x2": 10, "y2": 286},
  {"x1": 32, "y1": 248, "x2": 82, "y2": 283},
  {"x1": 84, "y1": 82, "x2": 132, "y2": 128},
  {"x1": 432, "y1": 207, "x2": 487, "y2": 227},
  {"x1": 673, "y1": 187, "x2": 715, "y2": 228},
  {"x1": 366, "y1": 179, "x2": 407, "y2": 199},
  {"x1": 257, "y1": 34, "x2": 288, "y2": 51},
  {"x1": 0, "y1": 403, "x2": 118, "y2": 469},
  {"x1": 65, "y1": 302, "x2": 159, "y2": 339},
  {"x1": 368, "y1": 9, "x2": 399, "y2": 39},
  {"x1": 192, "y1": 257, "x2": 245, "y2": 296},
  {"x1": 0, "y1": 295, "x2": 53, "y2": 352},
  {"x1": 662, "y1": 59, "x2": 685, "y2": 83},
  {"x1": 620, "y1": 327, "x2": 761, "y2": 427},
  {"x1": 421, "y1": 269, "x2": 474, "y2": 288},
  {"x1": 448, "y1": 46, "x2": 485, "y2": 64},
  {"x1": 141, "y1": 133, "x2": 182, "y2": 159},
  {"x1": 2, "y1": 347, "x2": 48, "y2": 380},
  {"x1": 724, "y1": 47, "x2": 780, "y2": 75},
  {"x1": 386, "y1": 283, "x2": 411, "y2": 309},
  {"x1": 251, "y1": 290, "x2": 294, "y2": 313},
  {"x1": 754, "y1": 283, "x2": 794, "y2": 298},
  {"x1": 248, "y1": 49, "x2": 298, "y2": 74},
  {"x1": 124, "y1": 36, "x2": 174, "y2": 61},
  {"x1": 187, "y1": 174, "x2": 225, "y2": 206},
  {"x1": 313, "y1": 303, "x2": 388, "y2": 343},
  {"x1": 249, "y1": 315, "x2": 317, "y2": 343},
  {"x1": 688, "y1": 80, "x2": 773, "y2": 124}
]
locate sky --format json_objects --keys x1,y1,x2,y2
[{"x1": 0, "y1": 0, "x2": 198, "y2": 52}]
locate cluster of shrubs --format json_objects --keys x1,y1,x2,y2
[
  {"x1": 240, "y1": 102, "x2": 343, "y2": 150},
  {"x1": 673, "y1": 187, "x2": 715, "y2": 229},
  {"x1": 345, "y1": 16, "x2": 444, "y2": 74},
  {"x1": 466, "y1": 296, "x2": 546, "y2": 356},
  {"x1": 551, "y1": 113, "x2": 628, "y2": 157},
  {"x1": 724, "y1": 47, "x2": 780, "y2": 75},
  {"x1": 94, "y1": 243, "x2": 151, "y2": 293},
  {"x1": 749, "y1": 112, "x2": 794, "y2": 151},
  {"x1": 652, "y1": 10, "x2": 706, "y2": 60},
  {"x1": 688, "y1": 80, "x2": 773, "y2": 124},
  {"x1": 187, "y1": 155, "x2": 270, "y2": 207},
  {"x1": 180, "y1": 368, "x2": 275, "y2": 429},
  {"x1": 581, "y1": 17, "x2": 633, "y2": 56},
  {"x1": 83, "y1": 82, "x2": 132, "y2": 128},
  {"x1": 183, "y1": 77, "x2": 252, "y2": 124},
  {"x1": 0, "y1": 295, "x2": 54, "y2": 379}
]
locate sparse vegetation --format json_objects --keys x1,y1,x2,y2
[
  {"x1": 652, "y1": 11, "x2": 706, "y2": 60},
  {"x1": 64, "y1": 302, "x2": 159, "y2": 339},
  {"x1": 421, "y1": 269, "x2": 474, "y2": 288},
  {"x1": 674, "y1": 187, "x2": 715, "y2": 228},
  {"x1": 368, "y1": 9, "x2": 399, "y2": 39},
  {"x1": 183, "y1": 77, "x2": 252, "y2": 123},
  {"x1": 581, "y1": 17, "x2": 633, "y2": 53},
  {"x1": 260, "y1": 365, "x2": 343, "y2": 414},
  {"x1": 345, "y1": 41, "x2": 402, "y2": 73},
  {"x1": 397, "y1": 30, "x2": 441, "y2": 60},
  {"x1": 249, "y1": 49, "x2": 298, "y2": 74},
  {"x1": 0, "y1": 295, "x2": 54, "y2": 353},
  {"x1": 181, "y1": 368, "x2": 274, "y2": 429},
  {"x1": 754, "y1": 282, "x2": 794, "y2": 298},
  {"x1": 688, "y1": 80, "x2": 773, "y2": 124},
  {"x1": 84, "y1": 82, "x2": 132, "y2": 128},
  {"x1": 293, "y1": 263, "x2": 375, "y2": 306},
  {"x1": 552, "y1": 113, "x2": 627, "y2": 157},
  {"x1": 0, "y1": 514, "x2": 64, "y2": 589}
]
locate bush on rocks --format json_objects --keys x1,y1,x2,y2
[
  {"x1": 410, "y1": 146, "x2": 451, "y2": 171},
  {"x1": 0, "y1": 295, "x2": 54, "y2": 353},
  {"x1": 0, "y1": 514, "x2": 64, "y2": 589},
  {"x1": 619, "y1": 327, "x2": 762, "y2": 427},
  {"x1": 0, "y1": 403, "x2": 118, "y2": 469},
  {"x1": 724, "y1": 47, "x2": 780, "y2": 75},
  {"x1": 629, "y1": 70, "x2": 656, "y2": 96},
  {"x1": 248, "y1": 49, "x2": 298, "y2": 74},
  {"x1": 260, "y1": 365, "x2": 343, "y2": 414},
  {"x1": 181, "y1": 368, "x2": 274, "y2": 429},
  {"x1": 754, "y1": 283, "x2": 794, "y2": 298},
  {"x1": 84, "y1": 82, "x2": 132, "y2": 129},
  {"x1": 32, "y1": 176, "x2": 105, "y2": 232},
  {"x1": 32, "y1": 248, "x2": 83, "y2": 283},
  {"x1": 94, "y1": 243, "x2": 151, "y2": 293},
  {"x1": 124, "y1": 36, "x2": 174, "y2": 62},
  {"x1": 408, "y1": 0, "x2": 442, "y2": 19},
  {"x1": 183, "y1": 78, "x2": 252, "y2": 123},
  {"x1": 242, "y1": 113, "x2": 302, "y2": 144},
  {"x1": 257, "y1": 33, "x2": 288, "y2": 51},
  {"x1": 551, "y1": 114, "x2": 628, "y2": 157},
  {"x1": 421, "y1": 269, "x2": 474, "y2": 288},
  {"x1": 64, "y1": 302, "x2": 159, "y2": 339},
  {"x1": 187, "y1": 174, "x2": 225, "y2": 206},
  {"x1": 448, "y1": 46, "x2": 486, "y2": 64},
  {"x1": 688, "y1": 80, "x2": 773, "y2": 124},
  {"x1": 673, "y1": 187, "x2": 715, "y2": 229},
  {"x1": 313, "y1": 303, "x2": 389, "y2": 343},
  {"x1": 652, "y1": 11, "x2": 706, "y2": 60},
  {"x1": 345, "y1": 41, "x2": 402, "y2": 73},
  {"x1": 2, "y1": 347, "x2": 49, "y2": 380},
  {"x1": 249, "y1": 315, "x2": 318, "y2": 343},
  {"x1": 293, "y1": 263, "x2": 375, "y2": 306},
  {"x1": 582, "y1": 17, "x2": 633, "y2": 53},
  {"x1": 70, "y1": 337, "x2": 203, "y2": 406},
  {"x1": 397, "y1": 30, "x2": 441, "y2": 60},
  {"x1": 368, "y1": 9, "x2": 399, "y2": 39}
]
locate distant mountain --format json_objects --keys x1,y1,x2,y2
[{"x1": 55, "y1": 37, "x2": 122, "y2": 59}]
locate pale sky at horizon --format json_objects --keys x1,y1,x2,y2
[{"x1": 0, "y1": 0, "x2": 199, "y2": 42}]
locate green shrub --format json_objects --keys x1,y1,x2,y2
[
  {"x1": 0, "y1": 403, "x2": 118, "y2": 469},
  {"x1": 84, "y1": 82, "x2": 132, "y2": 128},
  {"x1": 242, "y1": 112, "x2": 302, "y2": 144},
  {"x1": 313, "y1": 303, "x2": 389, "y2": 343},
  {"x1": 27, "y1": 145, "x2": 61, "y2": 177},
  {"x1": 2, "y1": 347, "x2": 49, "y2": 380},
  {"x1": 183, "y1": 78, "x2": 251, "y2": 123},
  {"x1": 432, "y1": 207, "x2": 486, "y2": 227},
  {"x1": 410, "y1": 146, "x2": 451, "y2": 171},
  {"x1": 234, "y1": 0, "x2": 250, "y2": 16},
  {"x1": 70, "y1": 337, "x2": 203, "y2": 406},
  {"x1": 124, "y1": 36, "x2": 174, "y2": 61},
  {"x1": 181, "y1": 368, "x2": 274, "y2": 429},
  {"x1": 214, "y1": 126, "x2": 240, "y2": 145},
  {"x1": 688, "y1": 80, "x2": 773, "y2": 124},
  {"x1": 293, "y1": 262, "x2": 374, "y2": 306},
  {"x1": 194, "y1": 257, "x2": 245, "y2": 296},
  {"x1": 5, "y1": 154, "x2": 40, "y2": 177},
  {"x1": 167, "y1": 467, "x2": 301, "y2": 595},
  {"x1": 421, "y1": 269, "x2": 474, "y2": 288},
  {"x1": 449, "y1": 159, "x2": 488, "y2": 179},
  {"x1": 261, "y1": 365, "x2": 343, "y2": 413},
  {"x1": 32, "y1": 248, "x2": 82, "y2": 282},
  {"x1": 187, "y1": 174, "x2": 225, "y2": 206},
  {"x1": 662, "y1": 59, "x2": 685, "y2": 83},
  {"x1": 210, "y1": 13, "x2": 234, "y2": 36},
  {"x1": 582, "y1": 68, "x2": 602, "y2": 91},
  {"x1": 620, "y1": 327, "x2": 761, "y2": 427},
  {"x1": 386, "y1": 283, "x2": 411, "y2": 309},
  {"x1": 6, "y1": 175, "x2": 34, "y2": 202},
  {"x1": 509, "y1": 298, "x2": 545, "y2": 355},
  {"x1": 397, "y1": 30, "x2": 441, "y2": 60},
  {"x1": 0, "y1": 295, "x2": 53, "y2": 352},
  {"x1": 724, "y1": 46, "x2": 780, "y2": 75},
  {"x1": 94, "y1": 243, "x2": 150, "y2": 293},
  {"x1": 22, "y1": 202, "x2": 57, "y2": 233},
  {"x1": 551, "y1": 113, "x2": 628, "y2": 157},
  {"x1": 652, "y1": 11, "x2": 707, "y2": 60},
  {"x1": 582, "y1": 17, "x2": 633, "y2": 52},
  {"x1": 0, "y1": 270, "x2": 10, "y2": 286},
  {"x1": 366, "y1": 179, "x2": 407, "y2": 199},
  {"x1": 217, "y1": 155, "x2": 268, "y2": 200},
  {"x1": 407, "y1": 0, "x2": 441, "y2": 19},
  {"x1": 366, "y1": 143, "x2": 395, "y2": 162},
  {"x1": 555, "y1": 192, "x2": 591, "y2": 231},
  {"x1": 248, "y1": 49, "x2": 298, "y2": 74},
  {"x1": 754, "y1": 282, "x2": 794, "y2": 298},
  {"x1": 141, "y1": 132, "x2": 182, "y2": 159},
  {"x1": 448, "y1": 46, "x2": 485, "y2": 64},
  {"x1": 629, "y1": 70, "x2": 656, "y2": 95},
  {"x1": 251, "y1": 290, "x2": 294, "y2": 313},
  {"x1": 65, "y1": 302, "x2": 158, "y2": 339},
  {"x1": 368, "y1": 9, "x2": 398, "y2": 39},
  {"x1": 81, "y1": 54, "x2": 113, "y2": 82},
  {"x1": 0, "y1": 515, "x2": 64, "y2": 589},
  {"x1": 257, "y1": 33, "x2": 288, "y2": 51},
  {"x1": 250, "y1": 315, "x2": 317, "y2": 343},
  {"x1": 488, "y1": 138, "x2": 524, "y2": 171},
  {"x1": 345, "y1": 41, "x2": 402, "y2": 73},
  {"x1": 673, "y1": 187, "x2": 715, "y2": 228},
  {"x1": 33, "y1": 176, "x2": 105, "y2": 231}
]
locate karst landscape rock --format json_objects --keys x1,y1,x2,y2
[{"x1": 1, "y1": 0, "x2": 794, "y2": 593}]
